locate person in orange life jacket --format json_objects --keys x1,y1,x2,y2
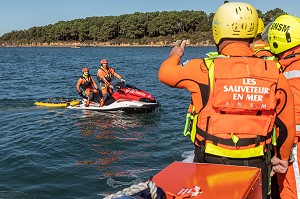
[
  {"x1": 158, "y1": 2, "x2": 296, "y2": 199},
  {"x1": 77, "y1": 67, "x2": 103, "y2": 107},
  {"x1": 97, "y1": 59, "x2": 125, "y2": 106},
  {"x1": 264, "y1": 15, "x2": 300, "y2": 199},
  {"x1": 251, "y1": 19, "x2": 287, "y2": 198},
  {"x1": 250, "y1": 18, "x2": 273, "y2": 58}
]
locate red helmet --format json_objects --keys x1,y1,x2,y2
[
  {"x1": 82, "y1": 67, "x2": 89, "y2": 73},
  {"x1": 100, "y1": 59, "x2": 108, "y2": 64}
]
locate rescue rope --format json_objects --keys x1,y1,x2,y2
[{"x1": 103, "y1": 181, "x2": 157, "y2": 199}]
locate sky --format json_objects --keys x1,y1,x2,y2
[{"x1": 0, "y1": 0, "x2": 299, "y2": 37}]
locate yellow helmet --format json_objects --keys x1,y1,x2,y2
[
  {"x1": 268, "y1": 15, "x2": 300, "y2": 54},
  {"x1": 257, "y1": 18, "x2": 265, "y2": 36},
  {"x1": 212, "y1": 2, "x2": 258, "y2": 44}
]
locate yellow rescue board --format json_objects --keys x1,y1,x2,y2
[{"x1": 34, "y1": 98, "x2": 81, "y2": 107}]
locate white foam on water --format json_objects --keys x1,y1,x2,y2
[{"x1": 181, "y1": 150, "x2": 194, "y2": 163}]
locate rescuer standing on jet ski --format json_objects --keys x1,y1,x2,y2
[{"x1": 97, "y1": 59, "x2": 125, "y2": 106}]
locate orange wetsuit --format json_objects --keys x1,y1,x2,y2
[
  {"x1": 275, "y1": 45, "x2": 300, "y2": 199},
  {"x1": 158, "y1": 42, "x2": 296, "y2": 199}
]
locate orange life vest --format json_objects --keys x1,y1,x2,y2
[
  {"x1": 97, "y1": 66, "x2": 114, "y2": 83},
  {"x1": 194, "y1": 56, "x2": 280, "y2": 157},
  {"x1": 80, "y1": 75, "x2": 93, "y2": 90}
]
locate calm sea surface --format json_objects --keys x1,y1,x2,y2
[{"x1": 0, "y1": 46, "x2": 216, "y2": 198}]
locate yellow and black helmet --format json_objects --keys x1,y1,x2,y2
[
  {"x1": 268, "y1": 15, "x2": 300, "y2": 54},
  {"x1": 212, "y1": 2, "x2": 258, "y2": 44}
]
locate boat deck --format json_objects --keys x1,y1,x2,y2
[{"x1": 153, "y1": 161, "x2": 262, "y2": 199}]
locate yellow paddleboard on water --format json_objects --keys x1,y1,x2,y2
[{"x1": 34, "y1": 98, "x2": 81, "y2": 107}]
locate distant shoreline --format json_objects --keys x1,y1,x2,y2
[
  {"x1": 2, "y1": 44, "x2": 169, "y2": 48},
  {"x1": 0, "y1": 40, "x2": 215, "y2": 48}
]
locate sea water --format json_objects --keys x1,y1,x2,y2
[{"x1": 0, "y1": 46, "x2": 216, "y2": 198}]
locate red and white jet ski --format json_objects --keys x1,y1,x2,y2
[{"x1": 67, "y1": 82, "x2": 160, "y2": 114}]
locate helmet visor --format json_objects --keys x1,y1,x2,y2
[{"x1": 261, "y1": 22, "x2": 273, "y2": 44}]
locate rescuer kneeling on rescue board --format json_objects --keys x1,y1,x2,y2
[
  {"x1": 158, "y1": 2, "x2": 296, "y2": 199},
  {"x1": 77, "y1": 67, "x2": 103, "y2": 107}
]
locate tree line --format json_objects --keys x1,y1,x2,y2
[{"x1": 0, "y1": 8, "x2": 286, "y2": 46}]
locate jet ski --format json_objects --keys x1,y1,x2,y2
[{"x1": 67, "y1": 82, "x2": 160, "y2": 114}]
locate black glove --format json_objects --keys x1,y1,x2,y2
[{"x1": 78, "y1": 91, "x2": 87, "y2": 99}]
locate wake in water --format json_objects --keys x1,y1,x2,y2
[
  {"x1": 0, "y1": 99, "x2": 34, "y2": 111},
  {"x1": 0, "y1": 97, "x2": 77, "y2": 111},
  {"x1": 182, "y1": 150, "x2": 194, "y2": 163},
  {"x1": 106, "y1": 177, "x2": 144, "y2": 188}
]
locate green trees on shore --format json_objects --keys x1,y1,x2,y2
[{"x1": 0, "y1": 8, "x2": 286, "y2": 46}]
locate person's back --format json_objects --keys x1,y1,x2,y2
[{"x1": 158, "y1": 2, "x2": 296, "y2": 199}]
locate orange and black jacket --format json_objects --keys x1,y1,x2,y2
[
  {"x1": 76, "y1": 75, "x2": 97, "y2": 92},
  {"x1": 158, "y1": 42, "x2": 295, "y2": 160},
  {"x1": 97, "y1": 66, "x2": 122, "y2": 83}
]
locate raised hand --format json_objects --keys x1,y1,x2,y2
[{"x1": 169, "y1": 40, "x2": 187, "y2": 58}]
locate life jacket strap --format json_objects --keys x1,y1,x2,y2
[
  {"x1": 183, "y1": 106, "x2": 199, "y2": 144},
  {"x1": 196, "y1": 126, "x2": 272, "y2": 147}
]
